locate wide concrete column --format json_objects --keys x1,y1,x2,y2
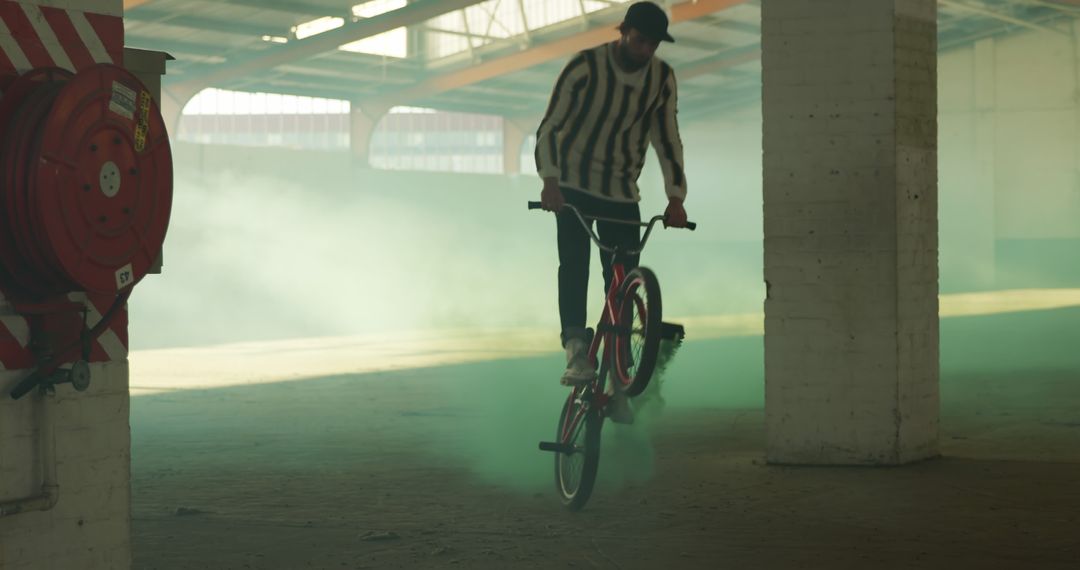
[
  {"x1": 969, "y1": 38, "x2": 997, "y2": 288},
  {"x1": 502, "y1": 118, "x2": 528, "y2": 175},
  {"x1": 762, "y1": 0, "x2": 939, "y2": 465},
  {"x1": 160, "y1": 84, "x2": 201, "y2": 140},
  {"x1": 349, "y1": 103, "x2": 390, "y2": 168}
]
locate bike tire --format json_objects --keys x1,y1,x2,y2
[
  {"x1": 613, "y1": 266, "x2": 662, "y2": 397},
  {"x1": 554, "y1": 387, "x2": 602, "y2": 511}
]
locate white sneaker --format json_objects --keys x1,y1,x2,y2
[{"x1": 560, "y1": 337, "x2": 596, "y2": 386}]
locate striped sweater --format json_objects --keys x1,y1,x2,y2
[{"x1": 535, "y1": 42, "x2": 687, "y2": 204}]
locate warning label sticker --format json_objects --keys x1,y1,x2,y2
[
  {"x1": 109, "y1": 81, "x2": 137, "y2": 121},
  {"x1": 134, "y1": 90, "x2": 152, "y2": 152},
  {"x1": 134, "y1": 123, "x2": 147, "y2": 152},
  {"x1": 115, "y1": 263, "x2": 134, "y2": 290}
]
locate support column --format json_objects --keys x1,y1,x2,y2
[
  {"x1": 349, "y1": 102, "x2": 389, "y2": 168},
  {"x1": 940, "y1": 38, "x2": 996, "y2": 291},
  {"x1": 762, "y1": 0, "x2": 939, "y2": 465},
  {"x1": 502, "y1": 117, "x2": 529, "y2": 175},
  {"x1": 160, "y1": 83, "x2": 201, "y2": 140},
  {"x1": 971, "y1": 37, "x2": 998, "y2": 287}
]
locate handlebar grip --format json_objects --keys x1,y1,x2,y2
[
  {"x1": 528, "y1": 201, "x2": 543, "y2": 210},
  {"x1": 686, "y1": 221, "x2": 697, "y2": 231}
]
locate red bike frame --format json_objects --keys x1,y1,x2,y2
[
  {"x1": 528, "y1": 200, "x2": 694, "y2": 447},
  {"x1": 558, "y1": 232, "x2": 662, "y2": 445},
  {"x1": 558, "y1": 259, "x2": 629, "y2": 442},
  {"x1": 532, "y1": 199, "x2": 695, "y2": 510}
]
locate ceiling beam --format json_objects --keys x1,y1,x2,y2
[
  {"x1": 456, "y1": 84, "x2": 549, "y2": 100},
  {"x1": 272, "y1": 66, "x2": 415, "y2": 86},
  {"x1": 937, "y1": 11, "x2": 1068, "y2": 51},
  {"x1": 170, "y1": 0, "x2": 488, "y2": 94},
  {"x1": 125, "y1": 36, "x2": 228, "y2": 56},
  {"x1": 680, "y1": 45, "x2": 761, "y2": 80},
  {"x1": 1041, "y1": 0, "x2": 1080, "y2": 8},
  {"x1": 682, "y1": 85, "x2": 760, "y2": 120},
  {"x1": 409, "y1": 94, "x2": 532, "y2": 114},
  {"x1": 221, "y1": 82, "x2": 365, "y2": 103},
  {"x1": 1020, "y1": 0, "x2": 1080, "y2": 14},
  {"x1": 671, "y1": 0, "x2": 751, "y2": 20},
  {"x1": 214, "y1": 0, "x2": 350, "y2": 18},
  {"x1": 664, "y1": 34, "x2": 732, "y2": 53},
  {"x1": 125, "y1": 10, "x2": 283, "y2": 38},
  {"x1": 710, "y1": 19, "x2": 761, "y2": 36},
  {"x1": 224, "y1": 81, "x2": 529, "y2": 117},
  {"x1": 369, "y1": 0, "x2": 752, "y2": 107},
  {"x1": 939, "y1": 0, "x2": 1070, "y2": 36}
]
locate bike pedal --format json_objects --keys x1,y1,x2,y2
[
  {"x1": 538, "y1": 441, "x2": 577, "y2": 454},
  {"x1": 660, "y1": 321, "x2": 686, "y2": 341}
]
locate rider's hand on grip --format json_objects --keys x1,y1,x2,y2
[
  {"x1": 540, "y1": 178, "x2": 565, "y2": 212},
  {"x1": 663, "y1": 199, "x2": 688, "y2": 228}
]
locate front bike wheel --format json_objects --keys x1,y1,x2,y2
[
  {"x1": 554, "y1": 386, "x2": 602, "y2": 511},
  {"x1": 613, "y1": 266, "x2": 662, "y2": 397}
]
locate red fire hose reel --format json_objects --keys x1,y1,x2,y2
[{"x1": 1, "y1": 63, "x2": 173, "y2": 399}]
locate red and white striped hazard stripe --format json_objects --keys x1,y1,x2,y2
[
  {"x1": 0, "y1": 0, "x2": 127, "y2": 371},
  {"x1": 0, "y1": 1, "x2": 123, "y2": 76},
  {"x1": 0, "y1": 289, "x2": 129, "y2": 370},
  {"x1": 75, "y1": 292, "x2": 129, "y2": 363},
  {"x1": 0, "y1": 290, "x2": 33, "y2": 371},
  {"x1": 0, "y1": 1, "x2": 127, "y2": 371}
]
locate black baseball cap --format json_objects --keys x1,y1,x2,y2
[{"x1": 624, "y1": 1, "x2": 676, "y2": 43}]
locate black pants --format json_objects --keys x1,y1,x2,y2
[{"x1": 557, "y1": 188, "x2": 641, "y2": 346}]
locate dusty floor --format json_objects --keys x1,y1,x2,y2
[{"x1": 130, "y1": 308, "x2": 1080, "y2": 569}]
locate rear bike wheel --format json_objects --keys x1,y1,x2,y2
[
  {"x1": 554, "y1": 386, "x2": 602, "y2": 511},
  {"x1": 613, "y1": 266, "x2": 662, "y2": 397}
]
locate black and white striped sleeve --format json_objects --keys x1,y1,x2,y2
[
  {"x1": 535, "y1": 54, "x2": 589, "y2": 180},
  {"x1": 649, "y1": 67, "x2": 687, "y2": 201}
]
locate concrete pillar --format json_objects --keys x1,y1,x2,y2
[
  {"x1": 970, "y1": 38, "x2": 998, "y2": 288},
  {"x1": 502, "y1": 119, "x2": 528, "y2": 175},
  {"x1": 160, "y1": 83, "x2": 201, "y2": 140},
  {"x1": 940, "y1": 38, "x2": 996, "y2": 292},
  {"x1": 762, "y1": 0, "x2": 939, "y2": 465},
  {"x1": 1073, "y1": 21, "x2": 1080, "y2": 245},
  {"x1": 349, "y1": 103, "x2": 389, "y2": 168},
  {"x1": 0, "y1": 363, "x2": 132, "y2": 569}
]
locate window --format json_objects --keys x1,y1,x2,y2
[
  {"x1": 425, "y1": 0, "x2": 631, "y2": 60},
  {"x1": 370, "y1": 107, "x2": 505, "y2": 174},
  {"x1": 179, "y1": 88, "x2": 351, "y2": 151}
]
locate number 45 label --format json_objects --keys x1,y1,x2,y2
[{"x1": 115, "y1": 263, "x2": 135, "y2": 290}]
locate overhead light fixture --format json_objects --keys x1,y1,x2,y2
[
  {"x1": 390, "y1": 106, "x2": 436, "y2": 114},
  {"x1": 342, "y1": 0, "x2": 409, "y2": 57},
  {"x1": 352, "y1": 0, "x2": 407, "y2": 19},
  {"x1": 293, "y1": 16, "x2": 345, "y2": 40},
  {"x1": 262, "y1": 35, "x2": 289, "y2": 44}
]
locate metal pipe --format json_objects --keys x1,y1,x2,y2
[{"x1": 0, "y1": 391, "x2": 59, "y2": 517}]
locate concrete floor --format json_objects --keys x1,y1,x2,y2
[{"x1": 129, "y1": 304, "x2": 1080, "y2": 569}]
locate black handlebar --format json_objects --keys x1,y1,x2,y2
[{"x1": 528, "y1": 201, "x2": 697, "y2": 231}]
